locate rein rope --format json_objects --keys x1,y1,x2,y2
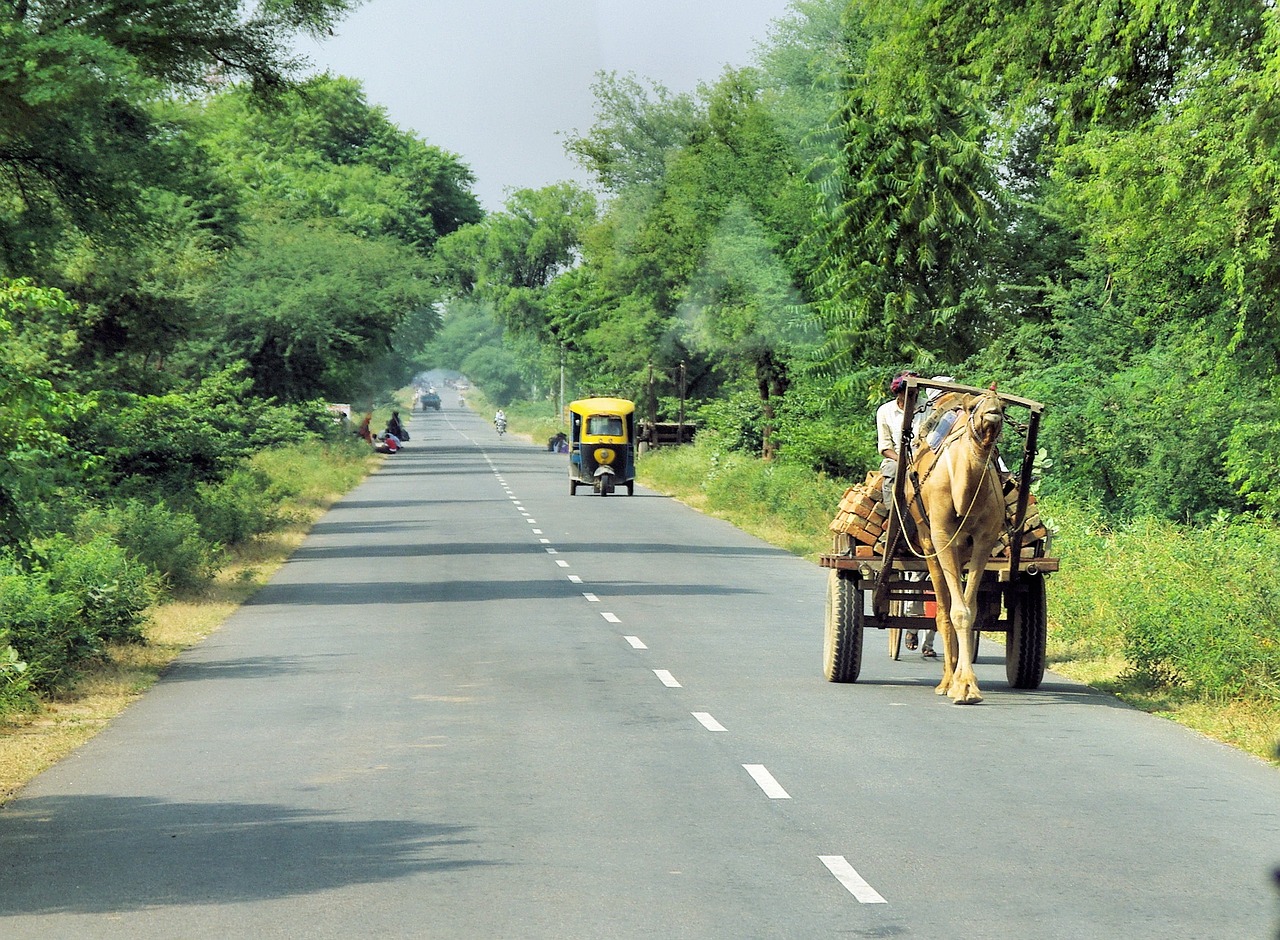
[{"x1": 895, "y1": 402, "x2": 1000, "y2": 561}]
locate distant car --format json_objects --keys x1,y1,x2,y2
[{"x1": 421, "y1": 391, "x2": 442, "y2": 411}]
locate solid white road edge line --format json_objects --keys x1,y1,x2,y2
[
  {"x1": 818, "y1": 856, "x2": 887, "y2": 904},
  {"x1": 742, "y1": 764, "x2": 791, "y2": 799},
  {"x1": 692, "y1": 712, "x2": 726, "y2": 732}
]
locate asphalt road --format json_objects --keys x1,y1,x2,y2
[{"x1": 1, "y1": 406, "x2": 1277, "y2": 939}]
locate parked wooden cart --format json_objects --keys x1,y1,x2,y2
[{"x1": 820, "y1": 378, "x2": 1059, "y2": 689}]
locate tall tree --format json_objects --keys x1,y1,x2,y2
[{"x1": 0, "y1": 0, "x2": 358, "y2": 269}]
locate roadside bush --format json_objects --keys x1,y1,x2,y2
[
  {"x1": 0, "y1": 640, "x2": 32, "y2": 715},
  {"x1": 76, "y1": 501, "x2": 219, "y2": 594},
  {"x1": 1047, "y1": 501, "x2": 1280, "y2": 703},
  {"x1": 39, "y1": 536, "x2": 156, "y2": 643},
  {"x1": 191, "y1": 466, "x2": 280, "y2": 546},
  {"x1": 0, "y1": 566, "x2": 94, "y2": 691},
  {"x1": 695, "y1": 393, "x2": 763, "y2": 455}
]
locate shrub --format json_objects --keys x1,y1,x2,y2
[
  {"x1": 76, "y1": 501, "x2": 219, "y2": 594},
  {"x1": 191, "y1": 466, "x2": 280, "y2": 546},
  {"x1": 0, "y1": 639, "x2": 32, "y2": 715},
  {"x1": 0, "y1": 567, "x2": 93, "y2": 691},
  {"x1": 37, "y1": 535, "x2": 156, "y2": 644}
]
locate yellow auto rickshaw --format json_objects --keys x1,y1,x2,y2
[{"x1": 567, "y1": 397, "x2": 636, "y2": 496}]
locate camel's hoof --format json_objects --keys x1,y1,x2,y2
[{"x1": 948, "y1": 684, "x2": 984, "y2": 705}]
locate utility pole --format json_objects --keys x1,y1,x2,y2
[
  {"x1": 678, "y1": 360, "x2": 686, "y2": 444},
  {"x1": 558, "y1": 344, "x2": 565, "y2": 424}
]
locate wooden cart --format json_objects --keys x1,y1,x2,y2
[{"x1": 820, "y1": 378, "x2": 1059, "y2": 689}]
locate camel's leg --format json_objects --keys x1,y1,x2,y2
[
  {"x1": 923, "y1": 549, "x2": 960, "y2": 696},
  {"x1": 947, "y1": 528, "x2": 1003, "y2": 704}
]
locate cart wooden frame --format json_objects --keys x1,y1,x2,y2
[{"x1": 820, "y1": 378, "x2": 1060, "y2": 690}]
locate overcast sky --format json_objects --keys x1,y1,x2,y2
[{"x1": 296, "y1": 0, "x2": 797, "y2": 211}]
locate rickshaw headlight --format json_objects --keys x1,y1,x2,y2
[{"x1": 594, "y1": 447, "x2": 616, "y2": 465}]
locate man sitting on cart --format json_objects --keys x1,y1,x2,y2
[{"x1": 876, "y1": 370, "x2": 935, "y2": 657}]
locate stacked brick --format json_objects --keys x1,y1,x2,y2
[
  {"x1": 828, "y1": 471, "x2": 889, "y2": 558},
  {"x1": 829, "y1": 471, "x2": 1051, "y2": 558},
  {"x1": 997, "y1": 488, "x2": 1051, "y2": 557}
]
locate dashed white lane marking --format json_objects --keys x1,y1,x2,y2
[
  {"x1": 653, "y1": 669, "x2": 681, "y2": 688},
  {"x1": 743, "y1": 764, "x2": 791, "y2": 799},
  {"x1": 546, "y1": 548, "x2": 558, "y2": 554},
  {"x1": 526, "y1": 519, "x2": 537, "y2": 525},
  {"x1": 555, "y1": 560, "x2": 570, "y2": 568},
  {"x1": 567, "y1": 575, "x2": 582, "y2": 584},
  {"x1": 539, "y1": 538, "x2": 550, "y2": 543},
  {"x1": 582, "y1": 592, "x2": 599, "y2": 602},
  {"x1": 819, "y1": 856, "x2": 887, "y2": 904},
  {"x1": 624, "y1": 636, "x2": 647, "y2": 649},
  {"x1": 692, "y1": 712, "x2": 726, "y2": 732},
  {"x1": 601, "y1": 612, "x2": 621, "y2": 623},
  {"x1": 533, "y1": 529, "x2": 543, "y2": 534}
]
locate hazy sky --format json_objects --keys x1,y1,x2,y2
[{"x1": 296, "y1": 0, "x2": 797, "y2": 210}]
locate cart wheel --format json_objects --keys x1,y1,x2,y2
[
  {"x1": 823, "y1": 570, "x2": 863, "y2": 682},
  {"x1": 888, "y1": 628, "x2": 902, "y2": 661},
  {"x1": 1005, "y1": 574, "x2": 1047, "y2": 689}
]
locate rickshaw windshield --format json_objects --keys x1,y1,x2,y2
[{"x1": 587, "y1": 415, "x2": 624, "y2": 436}]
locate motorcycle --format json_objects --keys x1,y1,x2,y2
[{"x1": 495, "y1": 416, "x2": 507, "y2": 437}]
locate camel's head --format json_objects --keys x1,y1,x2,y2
[{"x1": 967, "y1": 390, "x2": 1005, "y2": 445}]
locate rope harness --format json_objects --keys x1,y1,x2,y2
[{"x1": 895, "y1": 397, "x2": 1004, "y2": 561}]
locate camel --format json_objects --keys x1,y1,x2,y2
[{"x1": 905, "y1": 389, "x2": 1007, "y2": 704}]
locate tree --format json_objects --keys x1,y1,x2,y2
[
  {"x1": 432, "y1": 184, "x2": 597, "y2": 343},
  {"x1": 0, "y1": 280, "x2": 85, "y2": 547},
  {"x1": 564, "y1": 72, "x2": 702, "y2": 194},
  {"x1": 0, "y1": 0, "x2": 357, "y2": 268},
  {"x1": 200, "y1": 221, "x2": 435, "y2": 401}
]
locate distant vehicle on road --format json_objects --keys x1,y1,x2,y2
[{"x1": 421, "y1": 391, "x2": 442, "y2": 411}]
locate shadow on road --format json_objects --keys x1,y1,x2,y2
[
  {"x1": 244, "y1": 578, "x2": 762, "y2": 607},
  {"x1": 0, "y1": 795, "x2": 496, "y2": 914}
]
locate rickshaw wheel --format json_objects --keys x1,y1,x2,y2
[
  {"x1": 569, "y1": 480, "x2": 578, "y2": 496},
  {"x1": 626, "y1": 481, "x2": 634, "y2": 496}
]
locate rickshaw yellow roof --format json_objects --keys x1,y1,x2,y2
[{"x1": 568, "y1": 397, "x2": 635, "y2": 416}]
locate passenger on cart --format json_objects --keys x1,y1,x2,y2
[{"x1": 876, "y1": 370, "x2": 935, "y2": 657}]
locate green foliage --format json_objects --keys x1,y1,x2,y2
[
  {"x1": 694, "y1": 392, "x2": 765, "y2": 455},
  {"x1": 1047, "y1": 500, "x2": 1280, "y2": 705},
  {"x1": 191, "y1": 467, "x2": 281, "y2": 546},
  {"x1": 772, "y1": 381, "x2": 874, "y2": 478},
  {"x1": 75, "y1": 502, "x2": 219, "y2": 595},
  {"x1": 36, "y1": 536, "x2": 157, "y2": 645},
  {"x1": 0, "y1": 535, "x2": 156, "y2": 691},
  {"x1": 0, "y1": 280, "x2": 85, "y2": 548},
  {"x1": 0, "y1": 0, "x2": 357, "y2": 268},
  {"x1": 200, "y1": 220, "x2": 435, "y2": 401},
  {"x1": 564, "y1": 72, "x2": 702, "y2": 193},
  {"x1": 0, "y1": 641, "x2": 32, "y2": 715}
]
